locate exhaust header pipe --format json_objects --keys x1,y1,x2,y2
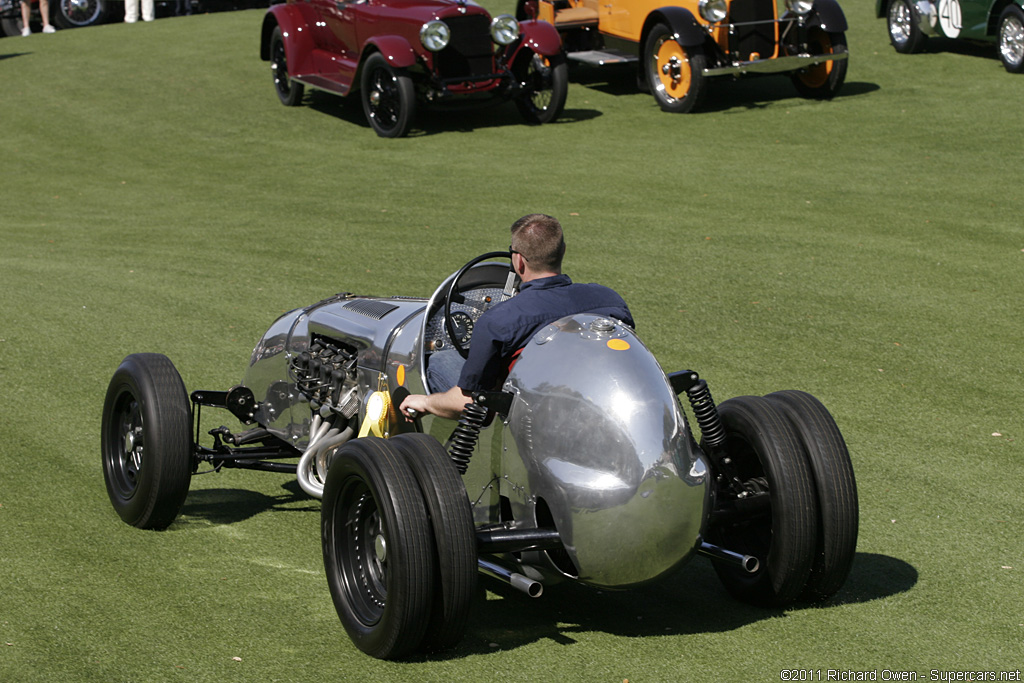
[
  {"x1": 698, "y1": 541, "x2": 760, "y2": 574},
  {"x1": 478, "y1": 558, "x2": 543, "y2": 598}
]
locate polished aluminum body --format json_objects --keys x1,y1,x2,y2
[{"x1": 241, "y1": 266, "x2": 710, "y2": 589}]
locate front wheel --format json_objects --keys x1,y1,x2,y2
[
  {"x1": 514, "y1": 52, "x2": 568, "y2": 125},
  {"x1": 360, "y1": 52, "x2": 415, "y2": 138},
  {"x1": 321, "y1": 437, "x2": 434, "y2": 659},
  {"x1": 53, "y1": 0, "x2": 109, "y2": 28},
  {"x1": 998, "y1": 5, "x2": 1024, "y2": 74},
  {"x1": 270, "y1": 25, "x2": 304, "y2": 107},
  {"x1": 704, "y1": 395, "x2": 817, "y2": 607},
  {"x1": 791, "y1": 30, "x2": 848, "y2": 100},
  {"x1": 887, "y1": 0, "x2": 927, "y2": 53},
  {"x1": 644, "y1": 24, "x2": 707, "y2": 113},
  {"x1": 101, "y1": 353, "x2": 194, "y2": 530}
]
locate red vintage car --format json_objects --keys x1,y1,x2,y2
[{"x1": 259, "y1": 0, "x2": 570, "y2": 137}]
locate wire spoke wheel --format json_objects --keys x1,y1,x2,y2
[
  {"x1": 55, "y1": 0, "x2": 106, "y2": 28},
  {"x1": 270, "y1": 26, "x2": 304, "y2": 106},
  {"x1": 998, "y1": 6, "x2": 1024, "y2": 73},
  {"x1": 360, "y1": 53, "x2": 415, "y2": 138},
  {"x1": 514, "y1": 52, "x2": 567, "y2": 124}
]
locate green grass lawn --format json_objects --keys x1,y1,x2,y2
[{"x1": 1, "y1": 3, "x2": 1022, "y2": 681}]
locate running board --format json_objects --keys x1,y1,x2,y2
[{"x1": 567, "y1": 49, "x2": 638, "y2": 66}]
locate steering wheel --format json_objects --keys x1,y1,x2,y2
[{"x1": 444, "y1": 251, "x2": 513, "y2": 359}]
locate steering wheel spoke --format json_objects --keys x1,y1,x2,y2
[{"x1": 443, "y1": 251, "x2": 513, "y2": 359}]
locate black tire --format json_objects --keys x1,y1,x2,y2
[
  {"x1": 791, "y1": 30, "x2": 847, "y2": 99},
  {"x1": 360, "y1": 52, "x2": 415, "y2": 138},
  {"x1": 886, "y1": 0, "x2": 927, "y2": 53},
  {"x1": 101, "y1": 353, "x2": 193, "y2": 530},
  {"x1": 321, "y1": 437, "x2": 434, "y2": 659},
  {"x1": 1, "y1": 17, "x2": 21, "y2": 36},
  {"x1": 514, "y1": 51, "x2": 568, "y2": 125},
  {"x1": 998, "y1": 5, "x2": 1024, "y2": 74},
  {"x1": 270, "y1": 25, "x2": 304, "y2": 107},
  {"x1": 53, "y1": 0, "x2": 108, "y2": 28},
  {"x1": 390, "y1": 433, "x2": 476, "y2": 652},
  {"x1": 764, "y1": 391, "x2": 858, "y2": 602},
  {"x1": 644, "y1": 23, "x2": 707, "y2": 113},
  {"x1": 704, "y1": 395, "x2": 817, "y2": 607}
]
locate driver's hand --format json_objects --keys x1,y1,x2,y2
[{"x1": 399, "y1": 394, "x2": 428, "y2": 422}]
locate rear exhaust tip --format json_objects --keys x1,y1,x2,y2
[{"x1": 698, "y1": 541, "x2": 760, "y2": 574}]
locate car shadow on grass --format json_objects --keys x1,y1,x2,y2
[
  {"x1": 427, "y1": 552, "x2": 917, "y2": 659},
  {"x1": 304, "y1": 90, "x2": 602, "y2": 136},
  {"x1": 172, "y1": 480, "x2": 317, "y2": 527},
  {"x1": 915, "y1": 37, "x2": 1003, "y2": 66}
]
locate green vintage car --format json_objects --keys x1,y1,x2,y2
[{"x1": 878, "y1": 0, "x2": 1024, "y2": 72}]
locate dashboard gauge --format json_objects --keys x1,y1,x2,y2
[{"x1": 450, "y1": 311, "x2": 474, "y2": 345}]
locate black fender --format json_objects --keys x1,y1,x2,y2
[
  {"x1": 641, "y1": 6, "x2": 707, "y2": 49},
  {"x1": 809, "y1": 0, "x2": 848, "y2": 32}
]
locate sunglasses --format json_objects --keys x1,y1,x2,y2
[{"x1": 509, "y1": 245, "x2": 528, "y2": 262}]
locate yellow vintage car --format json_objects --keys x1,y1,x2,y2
[{"x1": 517, "y1": 0, "x2": 849, "y2": 111}]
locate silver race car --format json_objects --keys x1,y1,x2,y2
[{"x1": 101, "y1": 251, "x2": 858, "y2": 659}]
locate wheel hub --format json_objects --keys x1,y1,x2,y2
[
  {"x1": 369, "y1": 89, "x2": 382, "y2": 107},
  {"x1": 1002, "y1": 17, "x2": 1024, "y2": 65},
  {"x1": 374, "y1": 533, "x2": 387, "y2": 563},
  {"x1": 662, "y1": 56, "x2": 682, "y2": 85},
  {"x1": 890, "y1": 3, "x2": 910, "y2": 43},
  {"x1": 123, "y1": 426, "x2": 143, "y2": 471}
]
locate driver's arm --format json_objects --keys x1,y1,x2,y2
[{"x1": 400, "y1": 386, "x2": 472, "y2": 421}]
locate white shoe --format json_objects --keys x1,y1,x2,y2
[
  {"x1": 42, "y1": 25, "x2": 55, "y2": 33},
  {"x1": 21, "y1": 26, "x2": 31, "y2": 36}
]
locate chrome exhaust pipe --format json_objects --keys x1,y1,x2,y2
[
  {"x1": 478, "y1": 558, "x2": 543, "y2": 598},
  {"x1": 698, "y1": 541, "x2": 760, "y2": 574}
]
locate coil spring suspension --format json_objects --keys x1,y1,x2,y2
[
  {"x1": 447, "y1": 401, "x2": 489, "y2": 474},
  {"x1": 686, "y1": 379, "x2": 726, "y2": 450}
]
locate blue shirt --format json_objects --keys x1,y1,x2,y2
[{"x1": 457, "y1": 274, "x2": 634, "y2": 392}]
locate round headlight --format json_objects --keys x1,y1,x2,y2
[
  {"x1": 786, "y1": 0, "x2": 814, "y2": 15},
  {"x1": 491, "y1": 14, "x2": 520, "y2": 46},
  {"x1": 420, "y1": 20, "x2": 451, "y2": 52},
  {"x1": 699, "y1": 0, "x2": 728, "y2": 22}
]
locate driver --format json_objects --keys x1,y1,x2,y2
[{"x1": 399, "y1": 213, "x2": 634, "y2": 420}]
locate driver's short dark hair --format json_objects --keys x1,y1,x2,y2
[{"x1": 510, "y1": 214, "x2": 565, "y2": 272}]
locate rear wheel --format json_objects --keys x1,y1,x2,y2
[
  {"x1": 705, "y1": 395, "x2": 817, "y2": 606},
  {"x1": 360, "y1": 52, "x2": 415, "y2": 138},
  {"x1": 644, "y1": 23, "x2": 707, "y2": 113},
  {"x1": 515, "y1": 51, "x2": 568, "y2": 124},
  {"x1": 887, "y1": 0, "x2": 927, "y2": 53},
  {"x1": 791, "y1": 30, "x2": 847, "y2": 99},
  {"x1": 270, "y1": 26, "x2": 304, "y2": 107},
  {"x1": 390, "y1": 433, "x2": 476, "y2": 652},
  {"x1": 998, "y1": 5, "x2": 1024, "y2": 74},
  {"x1": 321, "y1": 437, "x2": 434, "y2": 659},
  {"x1": 765, "y1": 391, "x2": 858, "y2": 601},
  {"x1": 101, "y1": 353, "x2": 193, "y2": 530}
]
